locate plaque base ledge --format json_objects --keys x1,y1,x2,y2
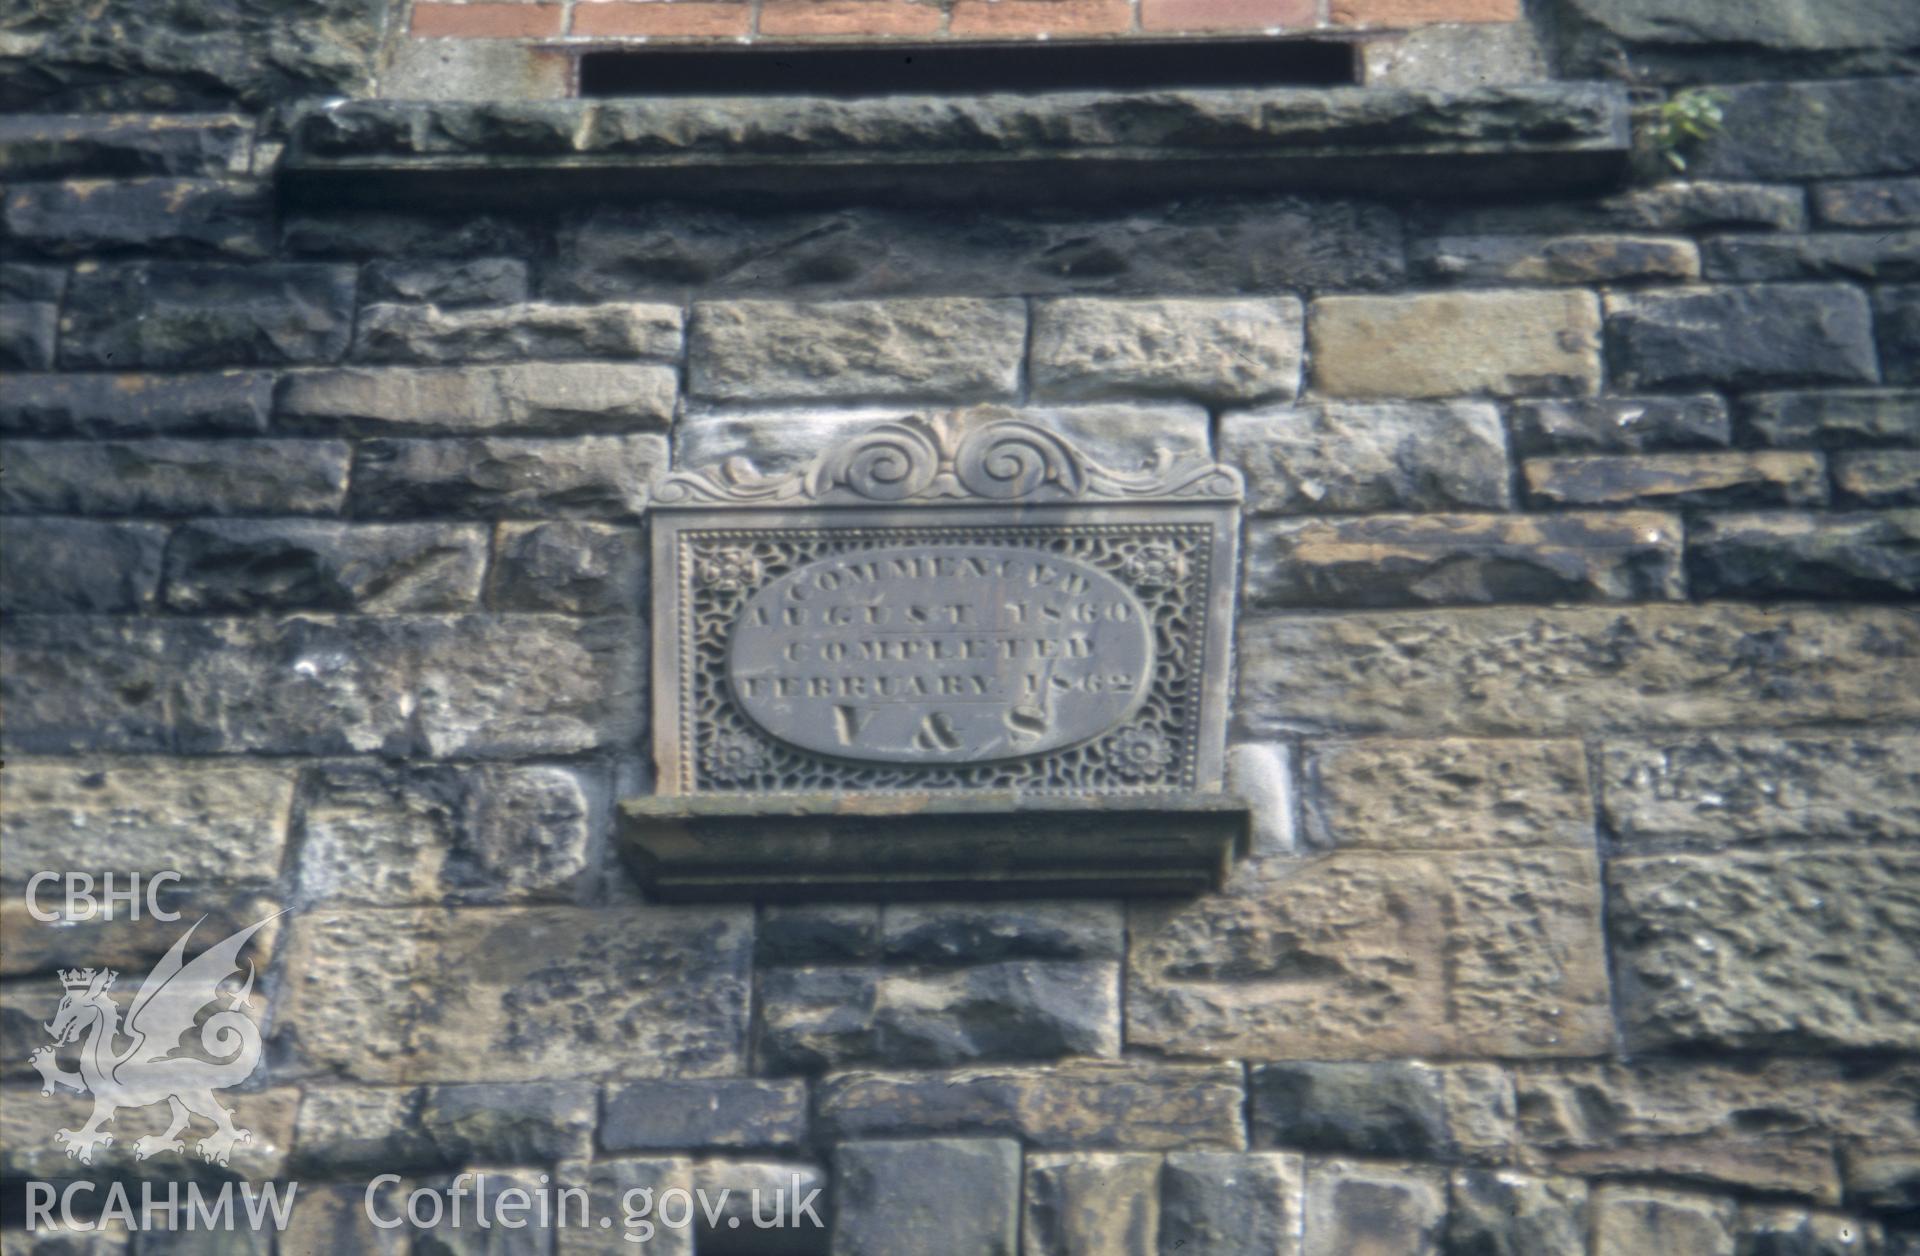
[{"x1": 617, "y1": 792, "x2": 1251, "y2": 902}]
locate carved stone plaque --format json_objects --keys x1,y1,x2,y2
[{"x1": 648, "y1": 411, "x2": 1242, "y2": 798}]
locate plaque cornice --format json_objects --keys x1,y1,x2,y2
[{"x1": 652, "y1": 412, "x2": 1244, "y2": 508}]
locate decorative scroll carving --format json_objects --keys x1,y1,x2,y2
[{"x1": 654, "y1": 412, "x2": 1243, "y2": 507}]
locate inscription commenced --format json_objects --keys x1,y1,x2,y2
[{"x1": 727, "y1": 545, "x2": 1153, "y2": 764}]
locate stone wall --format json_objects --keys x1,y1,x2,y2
[{"x1": 3, "y1": 3, "x2": 1920, "y2": 1252}]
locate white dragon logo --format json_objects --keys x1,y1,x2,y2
[{"x1": 28, "y1": 915, "x2": 275, "y2": 1167}]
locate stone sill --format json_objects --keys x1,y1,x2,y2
[
  {"x1": 619, "y1": 792, "x2": 1251, "y2": 901},
  {"x1": 280, "y1": 83, "x2": 1631, "y2": 208}
]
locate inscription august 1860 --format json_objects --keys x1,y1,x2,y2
[{"x1": 727, "y1": 544, "x2": 1153, "y2": 764}]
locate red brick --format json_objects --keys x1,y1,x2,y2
[
  {"x1": 571, "y1": 0, "x2": 752, "y2": 36},
  {"x1": 1140, "y1": 0, "x2": 1315, "y2": 31},
  {"x1": 950, "y1": 0, "x2": 1134, "y2": 36},
  {"x1": 410, "y1": 1, "x2": 566, "y2": 37},
  {"x1": 1330, "y1": 0, "x2": 1517, "y2": 25},
  {"x1": 758, "y1": 0, "x2": 946, "y2": 37}
]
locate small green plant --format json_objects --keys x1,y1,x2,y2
[{"x1": 1651, "y1": 88, "x2": 1727, "y2": 172}]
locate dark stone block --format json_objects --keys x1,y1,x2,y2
[
  {"x1": 1607, "y1": 284, "x2": 1878, "y2": 392},
  {"x1": 869, "y1": 961, "x2": 1118, "y2": 1068},
  {"x1": 1703, "y1": 231, "x2": 1920, "y2": 283},
  {"x1": 757, "y1": 966, "x2": 879, "y2": 1075},
  {"x1": 1876, "y1": 286, "x2": 1920, "y2": 385},
  {"x1": 163, "y1": 520, "x2": 489, "y2": 612},
  {"x1": 0, "y1": 114, "x2": 253, "y2": 178},
  {"x1": 3, "y1": 178, "x2": 272, "y2": 259},
  {"x1": 348, "y1": 435, "x2": 667, "y2": 520},
  {"x1": 1448, "y1": 1169, "x2": 1589, "y2": 1256},
  {"x1": 418, "y1": 1081, "x2": 595, "y2": 1165},
  {"x1": 1741, "y1": 390, "x2": 1920, "y2": 449},
  {"x1": 880, "y1": 903, "x2": 1122, "y2": 965},
  {"x1": 1693, "y1": 80, "x2": 1920, "y2": 183},
  {"x1": 1834, "y1": 451, "x2": 1920, "y2": 507},
  {"x1": 757, "y1": 905, "x2": 880, "y2": 966},
  {"x1": 0, "y1": 371, "x2": 273, "y2": 437},
  {"x1": 0, "y1": 518, "x2": 167, "y2": 612},
  {"x1": 831, "y1": 1139, "x2": 1020, "y2": 1256},
  {"x1": 1160, "y1": 1152, "x2": 1304, "y2": 1256},
  {"x1": 361, "y1": 258, "x2": 530, "y2": 307},
  {"x1": 0, "y1": 299, "x2": 55, "y2": 369},
  {"x1": 1, "y1": 263, "x2": 65, "y2": 302},
  {"x1": 1510, "y1": 396, "x2": 1730, "y2": 454},
  {"x1": 1815, "y1": 178, "x2": 1920, "y2": 228},
  {"x1": 60, "y1": 263, "x2": 356, "y2": 368},
  {"x1": 491, "y1": 520, "x2": 645, "y2": 614},
  {"x1": 1522, "y1": 453, "x2": 1827, "y2": 511},
  {"x1": 0, "y1": 439, "x2": 349, "y2": 516},
  {"x1": 602, "y1": 1079, "x2": 808, "y2": 1152},
  {"x1": 1250, "y1": 1062, "x2": 1452, "y2": 1159},
  {"x1": 282, "y1": 211, "x2": 546, "y2": 260},
  {"x1": 1689, "y1": 512, "x2": 1920, "y2": 601}
]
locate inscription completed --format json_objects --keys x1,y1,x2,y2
[{"x1": 727, "y1": 545, "x2": 1153, "y2": 764}]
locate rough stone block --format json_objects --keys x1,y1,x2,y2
[
  {"x1": 1309, "y1": 290, "x2": 1600, "y2": 398},
  {"x1": 0, "y1": 297, "x2": 56, "y2": 368},
  {"x1": 871, "y1": 961, "x2": 1121, "y2": 1066},
  {"x1": 1302, "y1": 1160, "x2": 1446, "y2": 1256},
  {"x1": 1510, "y1": 394, "x2": 1731, "y2": 454},
  {"x1": 1447, "y1": 1170, "x2": 1589, "y2": 1256},
  {"x1": 1023, "y1": 1152, "x2": 1163, "y2": 1256},
  {"x1": 1835, "y1": 451, "x2": 1920, "y2": 506},
  {"x1": 1249, "y1": 1062, "x2": 1507, "y2": 1161},
  {"x1": 277, "y1": 363, "x2": 678, "y2": 434},
  {"x1": 277, "y1": 905, "x2": 751, "y2": 1082},
  {"x1": 1845, "y1": 1152, "x2": 1920, "y2": 1216},
  {"x1": 1, "y1": 1084, "x2": 295, "y2": 1184},
  {"x1": 59, "y1": 262, "x2": 356, "y2": 367},
  {"x1": 0, "y1": 518, "x2": 167, "y2": 612},
  {"x1": 1736, "y1": 1204, "x2": 1887, "y2": 1256},
  {"x1": 1127, "y1": 850, "x2": 1610, "y2": 1059},
  {"x1": 602, "y1": 1079, "x2": 808, "y2": 1152},
  {"x1": 2, "y1": 890, "x2": 282, "y2": 984},
  {"x1": 815, "y1": 1062, "x2": 1247, "y2": 1150},
  {"x1": 1412, "y1": 233, "x2": 1699, "y2": 284},
  {"x1": 492, "y1": 520, "x2": 645, "y2": 614},
  {"x1": 757, "y1": 965, "x2": 879, "y2": 1074},
  {"x1": 758, "y1": 904, "x2": 880, "y2": 966},
  {"x1": 1610, "y1": 849, "x2": 1920, "y2": 1052},
  {"x1": 0, "y1": 114, "x2": 253, "y2": 179},
  {"x1": 278, "y1": 1181, "x2": 410, "y2": 1256},
  {"x1": 832, "y1": 1139, "x2": 1020, "y2": 1256},
  {"x1": 1703, "y1": 230, "x2": 1920, "y2": 283},
  {"x1": 1160, "y1": 1152, "x2": 1304, "y2": 1256},
  {"x1": 283, "y1": 209, "x2": 542, "y2": 261},
  {"x1": 0, "y1": 438, "x2": 349, "y2": 516},
  {"x1": 348, "y1": 434, "x2": 669, "y2": 519},
  {"x1": 1421, "y1": 181, "x2": 1806, "y2": 235},
  {"x1": 1687, "y1": 510, "x2": 1920, "y2": 600},
  {"x1": 881, "y1": 902, "x2": 1123, "y2": 964},
  {"x1": 352, "y1": 301, "x2": 683, "y2": 364},
  {"x1": 0, "y1": 370, "x2": 273, "y2": 437},
  {"x1": 1592, "y1": 1186, "x2": 1736, "y2": 1256},
  {"x1": 1246, "y1": 511, "x2": 1683, "y2": 607},
  {"x1": 1, "y1": 615, "x2": 643, "y2": 759},
  {"x1": 0, "y1": 757, "x2": 292, "y2": 886},
  {"x1": 1741, "y1": 390, "x2": 1920, "y2": 448},
  {"x1": 1523, "y1": 451, "x2": 1827, "y2": 509},
  {"x1": 1601, "y1": 732, "x2": 1920, "y2": 849},
  {"x1": 1302, "y1": 737, "x2": 1593, "y2": 851},
  {"x1": 1877, "y1": 286, "x2": 1920, "y2": 385},
  {"x1": 420, "y1": 1081, "x2": 597, "y2": 1164},
  {"x1": 1029, "y1": 296, "x2": 1303, "y2": 404},
  {"x1": 689, "y1": 298, "x2": 1026, "y2": 403},
  {"x1": 1222, "y1": 401, "x2": 1510, "y2": 516},
  {"x1": 1606, "y1": 284, "x2": 1878, "y2": 391},
  {"x1": 1694, "y1": 80, "x2": 1920, "y2": 182},
  {"x1": 361, "y1": 257, "x2": 526, "y2": 308},
  {"x1": 163, "y1": 520, "x2": 489, "y2": 612},
  {"x1": 1815, "y1": 177, "x2": 1920, "y2": 228},
  {"x1": 3, "y1": 178, "x2": 272, "y2": 258},
  {"x1": 558, "y1": 1157, "x2": 697, "y2": 1256}
]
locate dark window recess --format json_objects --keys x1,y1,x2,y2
[{"x1": 578, "y1": 39, "x2": 1359, "y2": 98}]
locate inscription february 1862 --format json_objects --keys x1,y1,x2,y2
[{"x1": 728, "y1": 544, "x2": 1152, "y2": 764}]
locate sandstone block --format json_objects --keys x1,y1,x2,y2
[
  {"x1": 1611, "y1": 849, "x2": 1920, "y2": 1051},
  {"x1": 1301, "y1": 737, "x2": 1594, "y2": 851},
  {"x1": 349, "y1": 434, "x2": 669, "y2": 519},
  {"x1": 1237, "y1": 604, "x2": 1920, "y2": 736},
  {"x1": 1, "y1": 439, "x2": 349, "y2": 516},
  {"x1": 352, "y1": 301, "x2": 683, "y2": 364},
  {"x1": 1222, "y1": 401, "x2": 1509, "y2": 515},
  {"x1": 1601, "y1": 733, "x2": 1920, "y2": 849},
  {"x1": 1688, "y1": 511, "x2": 1920, "y2": 600},
  {"x1": 602, "y1": 1079, "x2": 808, "y2": 1152},
  {"x1": 1029, "y1": 296, "x2": 1303, "y2": 404},
  {"x1": 419, "y1": 1081, "x2": 597, "y2": 1164},
  {"x1": 689, "y1": 298, "x2": 1025, "y2": 403},
  {"x1": 1127, "y1": 850, "x2": 1609, "y2": 1059},
  {"x1": 0, "y1": 371, "x2": 273, "y2": 437},
  {"x1": 1249, "y1": 1062, "x2": 1514, "y2": 1161},
  {"x1": 1523, "y1": 451, "x2": 1826, "y2": 509},
  {"x1": 1246, "y1": 511, "x2": 1682, "y2": 607},
  {"x1": 1412, "y1": 233, "x2": 1699, "y2": 284},
  {"x1": 163, "y1": 521, "x2": 489, "y2": 612},
  {"x1": 1447, "y1": 1169, "x2": 1588, "y2": 1256},
  {"x1": 1023, "y1": 1152, "x2": 1163, "y2": 1256},
  {"x1": 492, "y1": 520, "x2": 645, "y2": 614},
  {"x1": 1302, "y1": 1160, "x2": 1446, "y2": 1256},
  {"x1": 558, "y1": 1158, "x2": 696, "y2": 1256},
  {"x1": 1815, "y1": 177, "x2": 1920, "y2": 228},
  {"x1": 1592, "y1": 1185, "x2": 1736, "y2": 1256},
  {"x1": 1605, "y1": 284, "x2": 1878, "y2": 391},
  {"x1": 1741, "y1": 390, "x2": 1920, "y2": 448},
  {"x1": 1309, "y1": 291, "x2": 1600, "y2": 398},
  {"x1": 1, "y1": 757, "x2": 292, "y2": 886},
  {"x1": 815, "y1": 1061, "x2": 1246, "y2": 1150},
  {"x1": 1, "y1": 1085, "x2": 295, "y2": 1184},
  {"x1": 1835, "y1": 451, "x2": 1920, "y2": 506},
  {"x1": 277, "y1": 905, "x2": 751, "y2": 1082},
  {"x1": 277, "y1": 363, "x2": 678, "y2": 434},
  {"x1": 362, "y1": 257, "x2": 529, "y2": 306},
  {"x1": 1510, "y1": 394, "x2": 1730, "y2": 454},
  {"x1": 0, "y1": 519, "x2": 167, "y2": 612},
  {"x1": 832, "y1": 1139, "x2": 1020, "y2": 1256},
  {"x1": 1160, "y1": 1152, "x2": 1305, "y2": 1256},
  {"x1": 2, "y1": 892, "x2": 282, "y2": 981},
  {"x1": 59, "y1": 262, "x2": 355, "y2": 368}
]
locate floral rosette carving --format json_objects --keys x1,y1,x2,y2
[
  {"x1": 1109, "y1": 726, "x2": 1175, "y2": 781},
  {"x1": 702, "y1": 731, "x2": 771, "y2": 785},
  {"x1": 697, "y1": 547, "x2": 762, "y2": 592},
  {"x1": 1124, "y1": 541, "x2": 1188, "y2": 590}
]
